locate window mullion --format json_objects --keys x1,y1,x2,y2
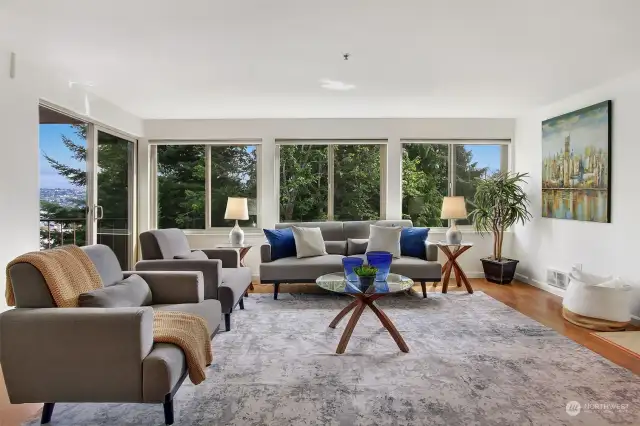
[
  {"x1": 205, "y1": 145, "x2": 212, "y2": 229},
  {"x1": 327, "y1": 145, "x2": 335, "y2": 220},
  {"x1": 448, "y1": 144, "x2": 456, "y2": 227}
]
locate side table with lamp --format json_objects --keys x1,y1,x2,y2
[{"x1": 436, "y1": 196, "x2": 474, "y2": 293}]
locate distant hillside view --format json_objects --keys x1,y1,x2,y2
[{"x1": 40, "y1": 188, "x2": 86, "y2": 209}]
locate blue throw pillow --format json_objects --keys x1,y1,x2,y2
[
  {"x1": 263, "y1": 228, "x2": 297, "y2": 260},
  {"x1": 400, "y1": 227, "x2": 430, "y2": 258}
]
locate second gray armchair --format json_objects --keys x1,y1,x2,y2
[{"x1": 137, "y1": 229, "x2": 252, "y2": 331}]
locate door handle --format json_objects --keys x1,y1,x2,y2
[{"x1": 95, "y1": 205, "x2": 104, "y2": 220}]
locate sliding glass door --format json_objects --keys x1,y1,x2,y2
[
  {"x1": 39, "y1": 104, "x2": 137, "y2": 269},
  {"x1": 93, "y1": 130, "x2": 136, "y2": 270}
]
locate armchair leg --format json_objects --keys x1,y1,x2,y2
[
  {"x1": 238, "y1": 298, "x2": 244, "y2": 310},
  {"x1": 224, "y1": 313, "x2": 231, "y2": 331},
  {"x1": 274, "y1": 282, "x2": 280, "y2": 300},
  {"x1": 163, "y1": 395, "x2": 174, "y2": 425},
  {"x1": 421, "y1": 281, "x2": 427, "y2": 298},
  {"x1": 41, "y1": 402, "x2": 55, "y2": 424}
]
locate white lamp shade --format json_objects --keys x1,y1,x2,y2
[
  {"x1": 224, "y1": 197, "x2": 249, "y2": 220},
  {"x1": 440, "y1": 196, "x2": 467, "y2": 220}
]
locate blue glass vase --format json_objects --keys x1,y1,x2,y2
[
  {"x1": 342, "y1": 257, "x2": 364, "y2": 282},
  {"x1": 366, "y1": 251, "x2": 392, "y2": 281}
]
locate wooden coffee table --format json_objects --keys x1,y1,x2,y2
[{"x1": 316, "y1": 273, "x2": 414, "y2": 354}]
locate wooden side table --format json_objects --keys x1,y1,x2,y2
[
  {"x1": 215, "y1": 244, "x2": 255, "y2": 294},
  {"x1": 435, "y1": 242, "x2": 474, "y2": 294}
]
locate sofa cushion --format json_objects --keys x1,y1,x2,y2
[
  {"x1": 325, "y1": 241, "x2": 347, "y2": 255},
  {"x1": 292, "y1": 226, "x2": 327, "y2": 258},
  {"x1": 366, "y1": 225, "x2": 401, "y2": 258},
  {"x1": 264, "y1": 228, "x2": 297, "y2": 260},
  {"x1": 174, "y1": 250, "x2": 208, "y2": 260},
  {"x1": 276, "y1": 222, "x2": 345, "y2": 241},
  {"x1": 153, "y1": 298, "x2": 222, "y2": 335},
  {"x1": 400, "y1": 227, "x2": 430, "y2": 259},
  {"x1": 343, "y1": 221, "x2": 372, "y2": 239},
  {"x1": 8, "y1": 262, "x2": 56, "y2": 308},
  {"x1": 260, "y1": 255, "x2": 344, "y2": 282},
  {"x1": 139, "y1": 229, "x2": 192, "y2": 260},
  {"x1": 82, "y1": 244, "x2": 124, "y2": 286},
  {"x1": 347, "y1": 238, "x2": 368, "y2": 255},
  {"x1": 390, "y1": 256, "x2": 441, "y2": 281},
  {"x1": 219, "y1": 267, "x2": 252, "y2": 313},
  {"x1": 78, "y1": 274, "x2": 152, "y2": 308}
]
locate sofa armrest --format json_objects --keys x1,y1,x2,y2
[
  {"x1": 426, "y1": 241, "x2": 438, "y2": 261},
  {"x1": 0, "y1": 307, "x2": 153, "y2": 403},
  {"x1": 201, "y1": 249, "x2": 239, "y2": 268},
  {"x1": 124, "y1": 271, "x2": 204, "y2": 304},
  {"x1": 135, "y1": 259, "x2": 222, "y2": 300},
  {"x1": 260, "y1": 244, "x2": 272, "y2": 263}
]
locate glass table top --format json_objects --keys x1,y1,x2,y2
[{"x1": 316, "y1": 273, "x2": 414, "y2": 295}]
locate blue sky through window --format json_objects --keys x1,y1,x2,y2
[{"x1": 39, "y1": 124, "x2": 85, "y2": 189}]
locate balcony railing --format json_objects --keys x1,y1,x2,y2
[{"x1": 39, "y1": 218, "x2": 129, "y2": 248}]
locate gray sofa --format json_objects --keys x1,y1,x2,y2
[
  {"x1": 137, "y1": 228, "x2": 252, "y2": 331},
  {"x1": 0, "y1": 244, "x2": 220, "y2": 425},
  {"x1": 260, "y1": 220, "x2": 441, "y2": 299}
]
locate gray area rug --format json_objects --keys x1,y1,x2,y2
[{"x1": 28, "y1": 292, "x2": 639, "y2": 425}]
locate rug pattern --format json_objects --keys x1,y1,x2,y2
[{"x1": 28, "y1": 292, "x2": 640, "y2": 425}]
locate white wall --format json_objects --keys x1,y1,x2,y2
[
  {"x1": 143, "y1": 117, "x2": 516, "y2": 278},
  {"x1": 0, "y1": 50, "x2": 143, "y2": 310},
  {"x1": 514, "y1": 69, "x2": 640, "y2": 318}
]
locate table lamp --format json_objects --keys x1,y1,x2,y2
[
  {"x1": 225, "y1": 197, "x2": 249, "y2": 245},
  {"x1": 441, "y1": 196, "x2": 467, "y2": 244}
]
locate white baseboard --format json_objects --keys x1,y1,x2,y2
[{"x1": 515, "y1": 273, "x2": 640, "y2": 325}]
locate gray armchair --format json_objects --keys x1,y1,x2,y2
[
  {"x1": 137, "y1": 228, "x2": 252, "y2": 331},
  {"x1": 0, "y1": 244, "x2": 221, "y2": 425}
]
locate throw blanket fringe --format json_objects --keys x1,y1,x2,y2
[
  {"x1": 6, "y1": 245, "x2": 213, "y2": 385},
  {"x1": 154, "y1": 311, "x2": 213, "y2": 385}
]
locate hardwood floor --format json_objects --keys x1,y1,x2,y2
[
  {"x1": 250, "y1": 278, "x2": 640, "y2": 375},
  {"x1": 1, "y1": 278, "x2": 637, "y2": 425}
]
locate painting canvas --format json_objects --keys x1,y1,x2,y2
[{"x1": 541, "y1": 100, "x2": 611, "y2": 222}]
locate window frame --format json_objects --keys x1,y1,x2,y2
[
  {"x1": 149, "y1": 140, "x2": 262, "y2": 233},
  {"x1": 401, "y1": 139, "x2": 511, "y2": 230},
  {"x1": 275, "y1": 139, "x2": 388, "y2": 222}
]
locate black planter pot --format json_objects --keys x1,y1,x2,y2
[
  {"x1": 481, "y1": 258, "x2": 519, "y2": 284},
  {"x1": 357, "y1": 276, "x2": 375, "y2": 290}
]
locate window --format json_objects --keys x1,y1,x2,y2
[
  {"x1": 278, "y1": 142, "x2": 383, "y2": 222},
  {"x1": 210, "y1": 146, "x2": 258, "y2": 227},
  {"x1": 155, "y1": 143, "x2": 259, "y2": 230},
  {"x1": 402, "y1": 142, "x2": 508, "y2": 227},
  {"x1": 157, "y1": 145, "x2": 206, "y2": 229}
]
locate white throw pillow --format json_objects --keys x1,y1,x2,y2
[
  {"x1": 366, "y1": 225, "x2": 401, "y2": 258},
  {"x1": 292, "y1": 226, "x2": 328, "y2": 259}
]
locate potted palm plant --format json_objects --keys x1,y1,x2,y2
[{"x1": 469, "y1": 172, "x2": 532, "y2": 284}]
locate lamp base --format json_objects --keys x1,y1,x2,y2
[
  {"x1": 445, "y1": 223, "x2": 462, "y2": 245},
  {"x1": 229, "y1": 221, "x2": 244, "y2": 245}
]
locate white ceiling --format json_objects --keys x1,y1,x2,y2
[{"x1": 2, "y1": 0, "x2": 640, "y2": 119}]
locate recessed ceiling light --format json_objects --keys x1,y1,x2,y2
[{"x1": 320, "y1": 78, "x2": 356, "y2": 91}]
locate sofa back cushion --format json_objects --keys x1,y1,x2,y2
[
  {"x1": 8, "y1": 244, "x2": 123, "y2": 308},
  {"x1": 324, "y1": 241, "x2": 347, "y2": 255},
  {"x1": 347, "y1": 238, "x2": 369, "y2": 255},
  {"x1": 139, "y1": 228, "x2": 192, "y2": 260},
  {"x1": 275, "y1": 222, "x2": 345, "y2": 241},
  {"x1": 82, "y1": 244, "x2": 124, "y2": 286}
]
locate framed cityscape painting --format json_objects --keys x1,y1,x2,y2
[{"x1": 541, "y1": 100, "x2": 611, "y2": 223}]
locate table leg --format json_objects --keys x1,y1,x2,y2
[
  {"x1": 453, "y1": 262, "x2": 462, "y2": 287},
  {"x1": 329, "y1": 299, "x2": 359, "y2": 329},
  {"x1": 455, "y1": 263, "x2": 473, "y2": 294},
  {"x1": 442, "y1": 261, "x2": 454, "y2": 294},
  {"x1": 336, "y1": 300, "x2": 367, "y2": 354},
  {"x1": 367, "y1": 301, "x2": 409, "y2": 353}
]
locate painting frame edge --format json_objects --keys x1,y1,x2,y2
[{"x1": 541, "y1": 99, "x2": 612, "y2": 223}]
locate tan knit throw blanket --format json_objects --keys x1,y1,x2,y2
[
  {"x1": 5, "y1": 245, "x2": 103, "y2": 307},
  {"x1": 5, "y1": 245, "x2": 213, "y2": 384}
]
